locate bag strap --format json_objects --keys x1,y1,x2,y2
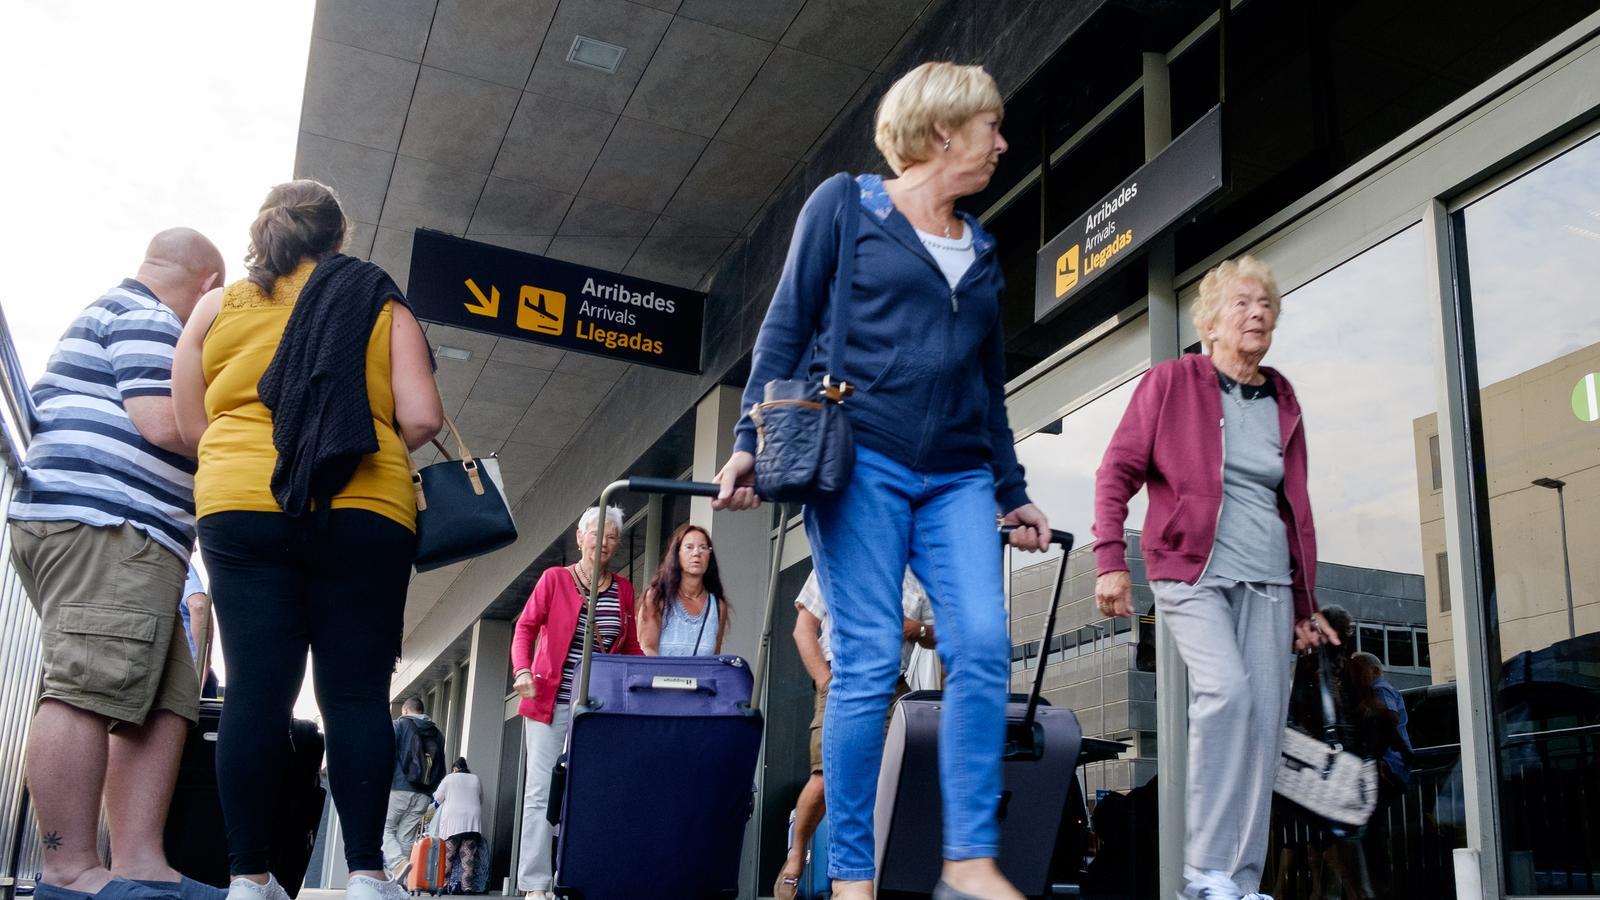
[
  {"x1": 569, "y1": 567, "x2": 623, "y2": 654},
  {"x1": 819, "y1": 174, "x2": 859, "y2": 403},
  {"x1": 409, "y1": 414, "x2": 486, "y2": 511},
  {"x1": 689, "y1": 592, "x2": 714, "y2": 655},
  {"x1": 1317, "y1": 645, "x2": 1346, "y2": 749}
]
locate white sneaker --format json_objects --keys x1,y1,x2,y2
[
  {"x1": 226, "y1": 876, "x2": 292, "y2": 900},
  {"x1": 346, "y1": 875, "x2": 410, "y2": 900}
]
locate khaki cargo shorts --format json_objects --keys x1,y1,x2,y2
[
  {"x1": 9, "y1": 519, "x2": 198, "y2": 727},
  {"x1": 808, "y1": 676, "x2": 910, "y2": 774}
]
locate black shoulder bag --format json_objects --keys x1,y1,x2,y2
[{"x1": 750, "y1": 173, "x2": 859, "y2": 502}]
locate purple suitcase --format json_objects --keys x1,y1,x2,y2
[{"x1": 550, "y1": 477, "x2": 784, "y2": 900}]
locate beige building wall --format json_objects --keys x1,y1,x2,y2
[{"x1": 1413, "y1": 341, "x2": 1600, "y2": 683}]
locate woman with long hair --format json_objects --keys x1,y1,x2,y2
[
  {"x1": 171, "y1": 179, "x2": 443, "y2": 900},
  {"x1": 638, "y1": 523, "x2": 730, "y2": 656}
]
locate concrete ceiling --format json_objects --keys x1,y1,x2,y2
[{"x1": 292, "y1": 0, "x2": 935, "y2": 669}]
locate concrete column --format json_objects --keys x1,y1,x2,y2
[
  {"x1": 690, "y1": 383, "x2": 769, "y2": 900},
  {"x1": 445, "y1": 665, "x2": 468, "y2": 762},
  {"x1": 644, "y1": 494, "x2": 664, "y2": 585},
  {"x1": 1143, "y1": 49, "x2": 1188, "y2": 900},
  {"x1": 458, "y1": 618, "x2": 514, "y2": 854}
]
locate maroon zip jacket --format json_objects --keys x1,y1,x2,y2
[{"x1": 1092, "y1": 352, "x2": 1320, "y2": 621}]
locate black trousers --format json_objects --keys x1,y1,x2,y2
[{"x1": 199, "y1": 509, "x2": 414, "y2": 875}]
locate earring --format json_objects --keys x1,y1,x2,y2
[{"x1": 942, "y1": 138, "x2": 951, "y2": 152}]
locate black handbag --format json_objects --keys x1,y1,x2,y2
[
  {"x1": 410, "y1": 415, "x2": 518, "y2": 572},
  {"x1": 751, "y1": 173, "x2": 859, "y2": 502}
]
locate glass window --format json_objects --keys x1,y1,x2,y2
[
  {"x1": 1388, "y1": 626, "x2": 1416, "y2": 669},
  {"x1": 1436, "y1": 551, "x2": 1452, "y2": 614},
  {"x1": 1429, "y1": 433, "x2": 1444, "y2": 492},
  {"x1": 1360, "y1": 625, "x2": 1387, "y2": 660},
  {"x1": 1453, "y1": 130, "x2": 1600, "y2": 896},
  {"x1": 1417, "y1": 629, "x2": 1432, "y2": 669}
]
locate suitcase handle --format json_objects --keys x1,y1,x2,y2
[
  {"x1": 998, "y1": 526, "x2": 1074, "y2": 743},
  {"x1": 626, "y1": 674, "x2": 721, "y2": 695},
  {"x1": 625, "y1": 476, "x2": 721, "y2": 497}
]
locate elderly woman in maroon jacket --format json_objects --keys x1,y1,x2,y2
[
  {"x1": 1092, "y1": 255, "x2": 1339, "y2": 900},
  {"x1": 508, "y1": 505, "x2": 642, "y2": 900}
]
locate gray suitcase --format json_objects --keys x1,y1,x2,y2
[{"x1": 872, "y1": 528, "x2": 1083, "y2": 897}]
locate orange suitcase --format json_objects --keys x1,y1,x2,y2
[{"x1": 407, "y1": 833, "x2": 446, "y2": 895}]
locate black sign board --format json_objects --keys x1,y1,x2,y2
[
  {"x1": 407, "y1": 229, "x2": 705, "y2": 374},
  {"x1": 1035, "y1": 104, "x2": 1225, "y2": 322}
]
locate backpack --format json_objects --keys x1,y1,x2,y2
[{"x1": 400, "y1": 718, "x2": 446, "y2": 793}]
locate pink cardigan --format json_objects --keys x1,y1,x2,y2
[
  {"x1": 510, "y1": 566, "x2": 643, "y2": 723},
  {"x1": 1092, "y1": 352, "x2": 1320, "y2": 621}
]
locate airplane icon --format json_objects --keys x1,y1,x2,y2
[{"x1": 517, "y1": 286, "x2": 566, "y2": 336}]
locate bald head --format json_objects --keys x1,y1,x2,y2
[{"x1": 136, "y1": 227, "x2": 225, "y2": 322}]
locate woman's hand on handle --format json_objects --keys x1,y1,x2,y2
[
  {"x1": 1294, "y1": 612, "x2": 1342, "y2": 651},
  {"x1": 1001, "y1": 503, "x2": 1050, "y2": 552},
  {"x1": 711, "y1": 451, "x2": 761, "y2": 511},
  {"x1": 1095, "y1": 571, "x2": 1134, "y2": 618}
]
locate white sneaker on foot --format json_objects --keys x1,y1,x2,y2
[
  {"x1": 225, "y1": 876, "x2": 291, "y2": 900},
  {"x1": 345, "y1": 875, "x2": 409, "y2": 900}
]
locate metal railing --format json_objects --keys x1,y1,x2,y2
[{"x1": 0, "y1": 302, "x2": 41, "y2": 897}]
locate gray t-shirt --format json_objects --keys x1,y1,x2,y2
[{"x1": 1203, "y1": 370, "x2": 1293, "y2": 585}]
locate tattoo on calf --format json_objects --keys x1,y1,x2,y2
[{"x1": 42, "y1": 831, "x2": 62, "y2": 851}]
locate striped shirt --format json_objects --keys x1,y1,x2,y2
[
  {"x1": 9, "y1": 280, "x2": 196, "y2": 559},
  {"x1": 555, "y1": 581, "x2": 623, "y2": 704}
]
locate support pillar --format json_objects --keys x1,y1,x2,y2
[
  {"x1": 691, "y1": 383, "x2": 769, "y2": 900},
  {"x1": 458, "y1": 619, "x2": 514, "y2": 868},
  {"x1": 1143, "y1": 49, "x2": 1189, "y2": 900}
]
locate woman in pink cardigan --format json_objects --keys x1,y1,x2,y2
[
  {"x1": 1092, "y1": 255, "x2": 1338, "y2": 900},
  {"x1": 508, "y1": 505, "x2": 642, "y2": 900}
]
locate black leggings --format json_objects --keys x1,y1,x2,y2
[{"x1": 199, "y1": 509, "x2": 414, "y2": 875}]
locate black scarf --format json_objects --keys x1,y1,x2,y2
[{"x1": 258, "y1": 255, "x2": 410, "y2": 518}]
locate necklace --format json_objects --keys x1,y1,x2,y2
[
  {"x1": 678, "y1": 586, "x2": 708, "y2": 614},
  {"x1": 571, "y1": 563, "x2": 610, "y2": 593}
]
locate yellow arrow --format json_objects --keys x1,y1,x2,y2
[{"x1": 464, "y1": 278, "x2": 500, "y2": 318}]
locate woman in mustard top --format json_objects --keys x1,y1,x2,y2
[{"x1": 171, "y1": 180, "x2": 442, "y2": 900}]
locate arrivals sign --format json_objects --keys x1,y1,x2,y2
[
  {"x1": 407, "y1": 229, "x2": 704, "y2": 374},
  {"x1": 1034, "y1": 104, "x2": 1225, "y2": 322}
]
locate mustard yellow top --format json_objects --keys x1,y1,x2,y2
[{"x1": 195, "y1": 260, "x2": 416, "y2": 530}]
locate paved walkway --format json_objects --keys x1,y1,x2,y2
[{"x1": 299, "y1": 892, "x2": 501, "y2": 900}]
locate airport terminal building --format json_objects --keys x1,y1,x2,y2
[{"x1": 2, "y1": 1, "x2": 1598, "y2": 898}]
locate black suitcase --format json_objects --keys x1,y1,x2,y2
[
  {"x1": 873, "y1": 528, "x2": 1083, "y2": 898},
  {"x1": 164, "y1": 698, "x2": 328, "y2": 897}
]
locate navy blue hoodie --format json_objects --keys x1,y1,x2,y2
[{"x1": 734, "y1": 173, "x2": 1029, "y2": 512}]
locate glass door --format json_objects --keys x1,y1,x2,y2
[{"x1": 1451, "y1": 130, "x2": 1600, "y2": 896}]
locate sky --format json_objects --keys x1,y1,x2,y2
[{"x1": 1, "y1": 0, "x2": 322, "y2": 718}]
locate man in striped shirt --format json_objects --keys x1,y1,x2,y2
[{"x1": 8, "y1": 228, "x2": 226, "y2": 900}]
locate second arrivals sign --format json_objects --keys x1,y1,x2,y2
[
  {"x1": 406, "y1": 230, "x2": 705, "y2": 374},
  {"x1": 1034, "y1": 104, "x2": 1226, "y2": 322}
]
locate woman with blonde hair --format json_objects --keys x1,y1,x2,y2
[
  {"x1": 713, "y1": 62, "x2": 1050, "y2": 900},
  {"x1": 1092, "y1": 255, "x2": 1340, "y2": 900},
  {"x1": 171, "y1": 179, "x2": 443, "y2": 900}
]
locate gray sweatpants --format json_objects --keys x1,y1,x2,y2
[{"x1": 1153, "y1": 576, "x2": 1294, "y2": 894}]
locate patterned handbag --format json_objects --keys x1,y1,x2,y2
[
  {"x1": 751, "y1": 173, "x2": 859, "y2": 502},
  {"x1": 1275, "y1": 645, "x2": 1379, "y2": 829}
]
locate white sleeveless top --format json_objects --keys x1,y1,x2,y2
[{"x1": 658, "y1": 593, "x2": 721, "y2": 656}]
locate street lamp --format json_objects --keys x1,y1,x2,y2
[{"x1": 1532, "y1": 477, "x2": 1576, "y2": 640}]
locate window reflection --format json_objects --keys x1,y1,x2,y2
[{"x1": 1456, "y1": 130, "x2": 1600, "y2": 896}]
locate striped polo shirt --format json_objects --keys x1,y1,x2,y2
[{"x1": 9, "y1": 279, "x2": 197, "y2": 559}]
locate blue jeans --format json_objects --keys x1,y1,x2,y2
[{"x1": 805, "y1": 445, "x2": 1010, "y2": 880}]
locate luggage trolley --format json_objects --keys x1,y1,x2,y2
[{"x1": 549, "y1": 476, "x2": 785, "y2": 900}]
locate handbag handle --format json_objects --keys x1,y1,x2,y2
[
  {"x1": 815, "y1": 173, "x2": 859, "y2": 403},
  {"x1": 409, "y1": 414, "x2": 487, "y2": 511},
  {"x1": 1316, "y1": 644, "x2": 1347, "y2": 749}
]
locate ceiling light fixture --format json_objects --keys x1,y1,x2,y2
[
  {"x1": 435, "y1": 345, "x2": 473, "y2": 361},
  {"x1": 567, "y1": 35, "x2": 627, "y2": 74}
]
